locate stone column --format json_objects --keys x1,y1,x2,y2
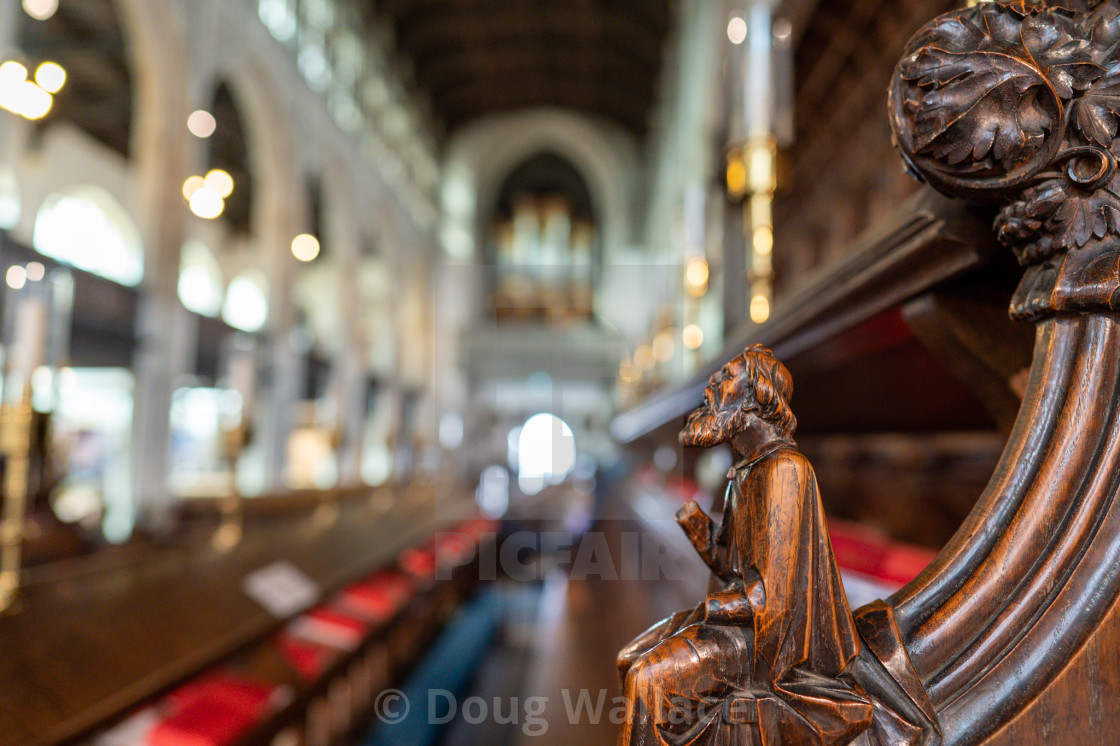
[{"x1": 119, "y1": 0, "x2": 192, "y2": 530}]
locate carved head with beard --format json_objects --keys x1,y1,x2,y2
[{"x1": 679, "y1": 344, "x2": 797, "y2": 450}]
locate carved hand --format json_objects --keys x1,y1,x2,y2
[
  {"x1": 703, "y1": 575, "x2": 764, "y2": 626},
  {"x1": 676, "y1": 500, "x2": 725, "y2": 577}
]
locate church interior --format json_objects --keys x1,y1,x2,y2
[{"x1": 0, "y1": 0, "x2": 1107, "y2": 744}]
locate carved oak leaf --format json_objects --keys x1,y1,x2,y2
[
  {"x1": 1074, "y1": 63, "x2": 1120, "y2": 146},
  {"x1": 1084, "y1": 3, "x2": 1120, "y2": 54},
  {"x1": 901, "y1": 50, "x2": 1051, "y2": 167},
  {"x1": 1053, "y1": 184, "x2": 1120, "y2": 246},
  {"x1": 1020, "y1": 10, "x2": 1100, "y2": 98},
  {"x1": 899, "y1": 4, "x2": 1101, "y2": 169},
  {"x1": 1010, "y1": 175, "x2": 1120, "y2": 252}
]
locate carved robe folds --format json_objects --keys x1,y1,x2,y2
[{"x1": 618, "y1": 444, "x2": 872, "y2": 745}]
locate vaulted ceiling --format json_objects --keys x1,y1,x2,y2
[{"x1": 367, "y1": 0, "x2": 673, "y2": 137}]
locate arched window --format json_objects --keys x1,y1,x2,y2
[
  {"x1": 512, "y1": 412, "x2": 577, "y2": 495},
  {"x1": 32, "y1": 186, "x2": 143, "y2": 286},
  {"x1": 178, "y1": 240, "x2": 223, "y2": 317},
  {"x1": 223, "y1": 270, "x2": 269, "y2": 333}
]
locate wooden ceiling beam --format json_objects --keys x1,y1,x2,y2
[
  {"x1": 366, "y1": 0, "x2": 671, "y2": 137},
  {"x1": 379, "y1": 0, "x2": 669, "y2": 36},
  {"x1": 439, "y1": 84, "x2": 650, "y2": 133},
  {"x1": 435, "y1": 76, "x2": 652, "y2": 111},
  {"x1": 395, "y1": 10, "x2": 663, "y2": 68},
  {"x1": 417, "y1": 48, "x2": 655, "y2": 98}
]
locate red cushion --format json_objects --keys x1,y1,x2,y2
[
  {"x1": 275, "y1": 633, "x2": 337, "y2": 681},
  {"x1": 148, "y1": 674, "x2": 274, "y2": 746}
]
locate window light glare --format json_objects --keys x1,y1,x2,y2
[
  {"x1": 32, "y1": 189, "x2": 144, "y2": 286},
  {"x1": 516, "y1": 413, "x2": 576, "y2": 495},
  {"x1": 223, "y1": 274, "x2": 269, "y2": 333},
  {"x1": 178, "y1": 241, "x2": 223, "y2": 317}
]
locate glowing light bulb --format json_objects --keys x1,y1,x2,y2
[
  {"x1": 25, "y1": 261, "x2": 44, "y2": 282},
  {"x1": 726, "y1": 153, "x2": 747, "y2": 197},
  {"x1": 16, "y1": 81, "x2": 51, "y2": 119},
  {"x1": 187, "y1": 109, "x2": 216, "y2": 138},
  {"x1": 653, "y1": 330, "x2": 676, "y2": 363},
  {"x1": 753, "y1": 225, "x2": 773, "y2": 255},
  {"x1": 0, "y1": 61, "x2": 26, "y2": 87},
  {"x1": 189, "y1": 186, "x2": 224, "y2": 219},
  {"x1": 6, "y1": 265, "x2": 26, "y2": 289},
  {"x1": 182, "y1": 175, "x2": 205, "y2": 201},
  {"x1": 682, "y1": 324, "x2": 704, "y2": 350},
  {"x1": 750, "y1": 295, "x2": 771, "y2": 324},
  {"x1": 34, "y1": 62, "x2": 65, "y2": 93},
  {"x1": 204, "y1": 168, "x2": 234, "y2": 198},
  {"x1": 291, "y1": 233, "x2": 320, "y2": 262},
  {"x1": 22, "y1": 0, "x2": 57, "y2": 21},
  {"x1": 634, "y1": 345, "x2": 655, "y2": 371},
  {"x1": 727, "y1": 15, "x2": 747, "y2": 45},
  {"x1": 685, "y1": 257, "x2": 709, "y2": 296}
]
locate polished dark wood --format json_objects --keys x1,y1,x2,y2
[
  {"x1": 872, "y1": 1, "x2": 1120, "y2": 743},
  {"x1": 901, "y1": 277, "x2": 1035, "y2": 432}
]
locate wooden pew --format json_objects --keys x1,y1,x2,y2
[{"x1": 0, "y1": 481, "x2": 494, "y2": 746}]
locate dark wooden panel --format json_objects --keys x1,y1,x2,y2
[{"x1": 611, "y1": 188, "x2": 1003, "y2": 443}]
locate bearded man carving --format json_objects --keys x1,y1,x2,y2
[{"x1": 617, "y1": 345, "x2": 872, "y2": 745}]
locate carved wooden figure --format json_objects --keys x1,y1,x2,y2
[{"x1": 617, "y1": 346, "x2": 876, "y2": 745}]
